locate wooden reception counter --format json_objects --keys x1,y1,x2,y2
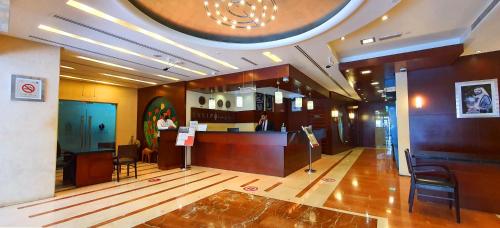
[{"x1": 191, "y1": 131, "x2": 321, "y2": 177}]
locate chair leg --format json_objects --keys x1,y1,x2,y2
[
  {"x1": 134, "y1": 162, "x2": 138, "y2": 179},
  {"x1": 127, "y1": 164, "x2": 130, "y2": 176},
  {"x1": 408, "y1": 182, "x2": 413, "y2": 203},
  {"x1": 409, "y1": 184, "x2": 416, "y2": 213},
  {"x1": 116, "y1": 164, "x2": 120, "y2": 182},
  {"x1": 455, "y1": 188, "x2": 461, "y2": 223},
  {"x1": 448, "y1": 192, "x2": 453, "y2": 209}
]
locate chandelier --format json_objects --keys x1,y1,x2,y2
[{"x1": 203, "y1": 0, "x2": 278, "y2": 30}]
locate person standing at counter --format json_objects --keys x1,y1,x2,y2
[
  {"x1": 255, "y1": 112, "x2": 274, "y2": 132},
  {"x1": 157, "y1": 110, "x2": 177, "y2": 140}
]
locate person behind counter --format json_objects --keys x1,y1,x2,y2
[
  {"x1": 255, "y1": 112, "x2": 274, "y2": 132},
  {"x1": 157, "y1": 110, "x2": 177, "y2": 140}
]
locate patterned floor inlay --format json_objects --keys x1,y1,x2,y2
[{"x1": 135, "y1": 189, "x2": 377, "y2": 228}]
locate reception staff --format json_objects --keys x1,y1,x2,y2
[
  {"x1": 255, "y1": 112, "x2": 274, "y2": 131},
  {"x1": 157, "y1": 110, "x2": 177, "y2": 138}
]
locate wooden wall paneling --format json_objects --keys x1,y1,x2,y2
[{"x1": 74, "y1": 152, "x2": 113, "y2": 187}]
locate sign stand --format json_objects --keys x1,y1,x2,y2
[
  {"x1": 176, "y1": 126, "x2": 195, "y2": 171},
  {"x1": 302, "y1": 126, "x2": 320, "y2": 174}
]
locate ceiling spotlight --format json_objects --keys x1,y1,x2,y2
[
  {"x1": 371, "y1": 81, "x2": 380, "y2": 85},
  {"x1": 382, "y1": 15, "x2": 389, "y2": 21},
  {"x1": 360, "y1": 37, "x2": 376, "y2": 45},
  {"x1": 60, "y1": 65, "x2": 74, "y2": 70},
  {"x1": 361, "y1": 70, "x2": 372, "y2": 75},
  {"x1": 341, "y1": 36, "x2": 345, "y2": 41}
]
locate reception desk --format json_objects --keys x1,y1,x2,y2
[
  {"x1": 191, "y1": 131, "x2": 321, "y2": 177},
  {"x1": 158, "y1": 129, "x2": 185, "y2": 170}
]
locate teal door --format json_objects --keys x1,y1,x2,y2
[{"x1": 58, "y1": 101, "x2": 117, "y2": 151}]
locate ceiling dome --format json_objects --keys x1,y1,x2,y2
[{"x1": 129, "y1": 0, "x2": 350, "y2": 44}]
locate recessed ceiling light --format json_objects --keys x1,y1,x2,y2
[
  {"x1": 101, "y1": 73, "x2": 157, "y2": 85},
  {"x1": 66, "y1": 0, "x2": 238, "y2": 70},
  {"x1": 371, "y1": 81, "x2": 379, "y2": 85},
  {"x1": 60, "y1": 65, "x2": 74, "y2": 70},
  {"x1": 382, "y1": 15, "x2": 389, "y2": 21},
  {"x1": 361, "y1": 70, "x2": 372, "y2": 75},
  {"x1": 341, "y1": 36, "x2": 345, "y2": 41},
  {"x1": 76, "y1": 56, "x2": 136, "y2": 71},
  {"x1": 262, "y1": 51, "x2": 282, "y2": 62},
  {"x1": 38, "y1": 25, "x2": 207, "y2": 75},
  {"x1": 156, "y1": 74, "x2": 180, "y2": 81},
  {"x1": 360, "y1": 37, "x2": 376, "y2": 45},
  {"x1": 60, "y1": 74, "x2": 124, "y2": 87}
]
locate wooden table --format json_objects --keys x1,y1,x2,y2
[{"x1": 63, "y1": 147, "x2": 114, "y2": 187}]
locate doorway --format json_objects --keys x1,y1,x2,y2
[{"x1": 56, "y1": 100, "x2": 117, "y2": 191}]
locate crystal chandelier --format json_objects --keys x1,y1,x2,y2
[{"x1": 203, "y1": 0, "x2": 278, "y2": 30}]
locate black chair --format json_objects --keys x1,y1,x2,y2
[
  {"x1": 114, "y1": 145, "x2": 138, "y2": 182},
  {"x1": 404, "y1": 149, "x2": 460, "y2": 223}
]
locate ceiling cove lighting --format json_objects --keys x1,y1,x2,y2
[
  {"x1": 66, "y1": 0, "x2": 238, "y2": 70},
  {"x1": 203, "y1": 0, "x2": 278, "y2": 29},
  {"x1": 360, "y1": 70, "x2": 372, "y2": 75},
  {"x1": 262, "y1": 51, "x2": 283, "y2": 63},
  {"x1": 76, "y1": 56, "x2": 137, "y2": 71},
  {"x1": 156, "y1": 74, "x2": 180, "y2": 81},
  {"x1": 360, "y1": 37, "x2": 376, "y2": 45},
  {"x1": 60, "y1": 65, "x2": 74, "y2": 70},
  {"x1": 38, "y1": 25, "x2": 206, "y2": 75},
  {"x1": 60, "y1": 75, "x2": 124, "y2": 87},
  {"x1": 100, "y1": 73, "x2": 157, "y2": 85}
]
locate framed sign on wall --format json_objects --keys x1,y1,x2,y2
[
  {"x1": 455, "y1": 78, "x2": 499, "y2": 118},
  {"x1": 11, "y1": 75, "x2": 45, "y2": 102}
]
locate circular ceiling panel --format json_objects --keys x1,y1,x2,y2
[{"x1": 129, "y1": 0, "x2": 351, "y2": 44}]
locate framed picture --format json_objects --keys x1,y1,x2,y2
[
  {"x1": 11, "y1": 75, "x2": 45, "y2": 102},
  {"x1": 455, "y1": 79, "x2": 499, "y2": 118},
  {"x1": 265, "y1": 94, "x2": 274, "y2": 112}
]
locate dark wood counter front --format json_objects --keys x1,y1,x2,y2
[
  {"x1": 191, "y1": 131, "x2": 321, "y2": 177},
  {"x1": 158, "y1": 129, "x2": 184, "y2": 170}
]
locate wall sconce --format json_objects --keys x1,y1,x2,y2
[
  {"x1": 307, "y1": 100, "x2": 314, "y2": 110},
  {"x1": 236, "y1": 95, "x2": 243, "y2": 108},
  {"x1": 348, "y1": 112, "x2": 355, "y2": 120},
  {"x1": 295, "y1": 97, "x2": 302, "y2": 108},
  {"x1": 415, "y1": 96, "x2": 424, "y2": 109},
  {"x1": 275, "y1": 81, "x2": 283, "y2": 104},
  {"x1": 307, "y1": 92, "x2": 314, "y2": 110},
  {"x1": 208, "y1": 98, "x2": 216, "y2": 109},
  {"x1": 331, "y1": 109, "x2": 339, "y2": 122}
]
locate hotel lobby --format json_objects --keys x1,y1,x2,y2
[{"x1": 1, "y1": 0, "x2": 500, "y2": 227}]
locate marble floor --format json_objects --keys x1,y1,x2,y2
[{"x1": 1, "y1": 148, "x2": 498, "y2": 227}]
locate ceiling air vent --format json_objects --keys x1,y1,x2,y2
[
  {"x1": 378, "y1": 33, "x2": 402, "y2": 41},
  {"x1": 293, "y1": 45, "x2": 351, "y2": 96},
  {"x1": 241, "y1": 57, "x2": 258, "y2": 66},
  {"x1": 471, "y1": 0, "x2": 499, "y2": 31},
  {"x1": 53, "y1": 15, "x2": 219, "y2": 73}
]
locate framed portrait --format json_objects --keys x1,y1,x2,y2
[
  {"x1": 455, "y1": 79, "x2": 499, "y2": 118},
  {"x1": 11, "y1": 75, "x2": 45, "y2": 102}
]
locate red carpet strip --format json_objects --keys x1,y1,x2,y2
[
  {"x1": 41, "y1": 173, "x2": 223, "y2": 227},
  {"x1": 89, "y1": 176, "x2": 239, "y2": 228},
  {"x1": 295, "y1": 151, "x2": 352, "y2": 198},
  {"x1": 240, "y1": 179, "x2": 259, "y2": 187},
  {"x1": 30, "y1": 171, "x2": 207, "y2": 217},
  {"x1": 18, "y1": 169, "x2": 184, "y2": 209}
]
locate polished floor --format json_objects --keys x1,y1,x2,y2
[{"x1": 1, "y1": 149, "x2": 498, "y2": 227}]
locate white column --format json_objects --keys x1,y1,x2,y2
[{"x1": 395, "y1": 71, "x2": 411, "y2": 176}]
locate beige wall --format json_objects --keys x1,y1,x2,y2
[
  {"x1": 59, "y1": 79, "x2": 138, "y2": 146},
  {"x1": 0, "y1": 35, "x2": 60, "y2": 206}
]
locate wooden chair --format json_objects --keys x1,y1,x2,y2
[
  {"x1": 114, "y1": 145, "x2": 138, "y2": 182},
  {"x1": 404, "y1": 149, "x2": 460, "y2": 223},
  {"x1": 141, "y1": 147, "x2": 155, "y2": 163}
]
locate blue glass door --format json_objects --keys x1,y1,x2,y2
[{"x1": 58, "y1": 101, "x2": 117, "y2": 151}]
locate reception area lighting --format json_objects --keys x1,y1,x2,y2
[
  {"x1": 60, "y1": 75, "x2": 124, "y2": 87},
  {"x1": 66, "y1": 0, "x2": 238, "y2": 70},
  {"x1": 263, "y1": 51, "x2": 283, "y2": 63},
  {"x1": 101, "y1": 73, "x2": 157, "y2": 85},
  {"x1": 76, "y1": 56, "x2": 136, "y2": 71}
]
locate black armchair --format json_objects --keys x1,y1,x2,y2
[
  {"x1": 405, "y1": 149, "x2": 460, "y2": 223},
  {"x1": 114, "y1": 145, "x2": 138, "y2": 182}
]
